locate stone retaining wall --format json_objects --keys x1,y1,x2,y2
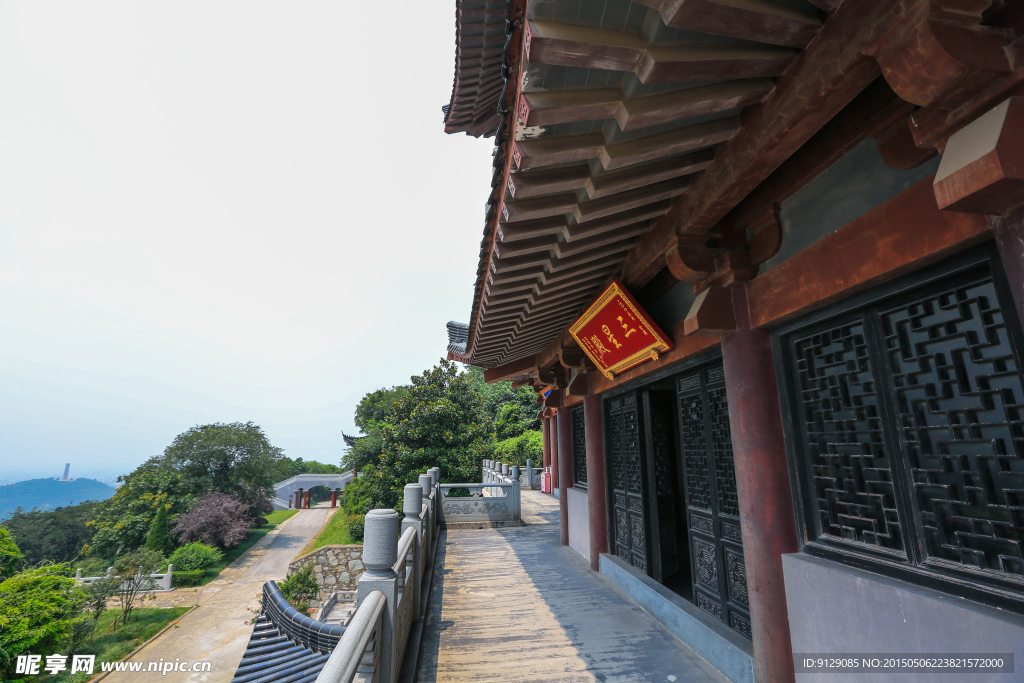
[{"x1": 289, "y1": 545, "x2": 365, "y2": 601}]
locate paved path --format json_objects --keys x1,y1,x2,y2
[
  {"x1": 104, "y1": 505, "x2": 334, "y2": 683},
  {"x1": 417, "y1": 490, "x2": 727, "y2": 683}
]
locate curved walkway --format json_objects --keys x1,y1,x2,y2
[
  {"x1": 417, "y1": 490, "x2": 727, "y2": 682},
  {"x1": 104, "y1": 505, "x2": 334, "y2": 683}
]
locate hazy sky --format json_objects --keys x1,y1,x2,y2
[{"x1": 0, "y1": 2, "x2": 494, "y2": 482}]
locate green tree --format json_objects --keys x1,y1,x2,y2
[
  {"x1": 342, "y1": 385, "x2": 409, "y2": 473},
  {"x1": 87, "y1": 467, "x2": 192, "y2": 557},
  {"x1": 3, "y1": 501, "x2": 101, "y2": 569},
  {"x1": 374, "y1": 360, "x2": 491, "y2": 509},
  {"x1": 466, "y1": 365, "x2": 540, "y2": 439},
  {"x1": 144, "y1": 504, "x2": 172, "y2": 555},
  {"x1": 162, "y1": 422, "x2": 283, "y2": 506},
  {"x1": 0, "y1": 564, "x2": 85, "y2": 679},
  {"x1": 0, "y1": 529, "x2": 22, "y2": 581}
]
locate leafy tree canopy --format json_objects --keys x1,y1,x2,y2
[
  {"x1": 371, "y1": 360, "x2": 492, "y2": 508},
  {"x1": 162, "y1": 422, "x2": 282, "y2": 500},
  {"x1": 3, "y1": 501, "x2": 100, "y2": 570},
  {"x1": 0, "y1": 529, "x2": 22, "y2": 582},
  {"x1": 87, "y1": 467, "x2": 192, "y2": 558}
]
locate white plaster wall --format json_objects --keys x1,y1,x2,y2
[{"x1": 566, "y1": 486, "x2": 590, "y2": 562}]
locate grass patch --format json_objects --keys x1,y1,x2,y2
[
  {"x1": 265, "y1": 509, "x2": 298, "y2": 525},
  {"x1": 49, "y1": 607, "x2": 192, "y2": 682},
  {"x1": 299, "y1": 510, "x2": 356, "y2": 556}
]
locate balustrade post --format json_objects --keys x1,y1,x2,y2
[
  {"x1": 526, "y1": 459, "x2": 533, "y2": 488},
  {"x1": 358, "y1": 509, "x2": 400, "y2": 683},
  {"x1": 401, "y1": 485, "x2": 423, "y2": 621},
  {"x1": 510, "y1": 467, "x2": 521, "y2": 522}
]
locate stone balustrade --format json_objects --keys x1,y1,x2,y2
[
  {"x1": 483, "y1": 458, "x2": 542, "y2": 490},
  {"x1": 316, "y1": 467, "x2": 441, "y2": 683},
  {"x1": 74, "y1": 565, "x2": 173, "y2": 592}
]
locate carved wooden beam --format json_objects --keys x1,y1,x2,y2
[
  {"x1": 483, "y1": 355, "x2": 538, "y2": 383},
  {"x1": 866, "y1": 0, "x2": 1013, "y2": 110},
  {"x1": 566, "y1": 370, "x2": 589, "y2": 397},
  {"x1": 634, "y1": 0, "x2": 820, "y2": 49},
  {"x1": 933, "y1": 96, "x2": 1024, "y2": 215},
  {"x1": 683, "y1": 286, "x2": 737, "y2": 336}
]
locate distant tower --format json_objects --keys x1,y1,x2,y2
[{"x1": 61, "y1": 463, "x2": 70, "y2": 481}]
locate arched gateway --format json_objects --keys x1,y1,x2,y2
[{"x1": 271, "y1": 472, "x2": 354, "y2": 510}]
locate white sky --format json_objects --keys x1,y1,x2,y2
[{"x1": 0, "y1": 2, "x2": 494, "y2": 482}]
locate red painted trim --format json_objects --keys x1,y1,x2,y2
[{"x1": 747, "y1": 176, "x2": 991, "y2": 329}]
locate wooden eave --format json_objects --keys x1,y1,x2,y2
[
  {"x1": 455, "y1": 0, "x2": 1024, "y2": 374},
  {"x1": 458, "y1": 0, "x2": 828, "y2": 368}
]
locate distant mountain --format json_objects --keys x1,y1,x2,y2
[{"x1": 0, "y1": 478, "x2": 117, "y2": 520}]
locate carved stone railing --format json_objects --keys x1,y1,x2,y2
[
  {"x1": 439, "y1": 480, "x2": 521, "y2": 525},
  {"x1": 75, "y1": 565, "x2": 173, "y2": 591},
  {"x1": 482, "y1": 458, "x2": 542, "y2": 490},
  {"x1": 316, "y1": 467, "x2": 441, "y2": 683}
]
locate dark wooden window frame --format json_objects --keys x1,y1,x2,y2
[
  {"x1": 571, "y1": 405, "x2": 588, "y2": 490},
  {"x1": 773, "y1": 241, "x2": 1024, "y2": 614}
]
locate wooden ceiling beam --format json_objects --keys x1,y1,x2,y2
[
  {"x1": 524, "y1": 20, "x2": 795, "y2": 84},
  {"x1": 634, "y1": 0, "x2": 820, "y2": 48},
  {"x1": 513, "y1": 118, "x2": 738, "y2": 171},
  {"x1": 519, "y1": 79, "x2": 773, "y2": 131},
  {"x1": 483, "y1": 355, "x2": 538, "y2": 383},
  {"x1": 621, "y1": 0, "x2": 909, "y2": 288}
]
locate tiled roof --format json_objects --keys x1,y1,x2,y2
[
  {"x1": 443, "y1": 0, "x2": 510, "y2": 137},
  {"x1": 447, "y1": 320, "x2": 470, "y2": 355},
  {"x1": 231, "y1": 581, "x2": 344, "y2": 683}
]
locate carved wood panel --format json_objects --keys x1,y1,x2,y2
[{"x1": 678, "y1": 364, "x2": 751, "y2": 639}]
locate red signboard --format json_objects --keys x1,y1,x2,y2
[{"x1": 569, "y1": 279, "x2": 674, "y2": 379}]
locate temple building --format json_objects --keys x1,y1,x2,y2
[{"x1": 442, "y1": 0, "x2": 1024, "y2": 681}]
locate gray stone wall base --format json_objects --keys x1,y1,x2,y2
[
  {"x1": 600, "y1": 554, "x2": 755, "y2": 683},
  {"x1": 782, "y1": 553, "x2": 1024, "y2": 683},
  {"x1": 566, "y1": 487, "x2": 590, "y2": 561}
]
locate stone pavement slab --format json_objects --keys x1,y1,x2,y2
[{"x1": 417, "y1": 490, "x2": 728, "y2": 682}]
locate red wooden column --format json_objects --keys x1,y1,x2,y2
[
  {"x1": 331, "y1": 489, "x2": 338, "y2": 508},
  {"x1": 543, "y1": 416, "x2": 552, "y2": 472},
  {"x1": 721, "y1": 286, "x2": 799, "y2": 683},
  {"x1": 557, "y1": 406, "x2": 573, "y2": 546},
  {"x1": 550, "y1": 414, "x2": 559, "y2": 491},
  {"x1": 584, "y1": 392, "x2": 608, "y2": 571}
]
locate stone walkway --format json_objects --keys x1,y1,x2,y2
[
  {"x1": 104, "y1": 504, "x2": 334, "y2": 683},
  {"x1": 417, "y1": 490, "x2": 727, "y2": 682}
]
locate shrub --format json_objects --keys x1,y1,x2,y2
[
  {"x1": 172, "y1": 493, "x2": 251, "y2": 549},
  {"x1": 168, "y1": 542, "x2": 223, "y2": 572},
  {"x1": 279, "y1": 565, "x2": 317, "y2": 612},
  {"x1": 493, "y1": 430, "x2": 543, "y2": 467},
  {"x1": 0, "y1": 563, "x2": 85, "y2": 679},
  {"x1": 171, "y1": 569, "x2": 206, "y2": 587},
  {"x1": 0, "y1": 529, "x2": 23, "y2": 581},
  {"x1": 347, "y1": 514, "x2": 365, "y2": 542}
]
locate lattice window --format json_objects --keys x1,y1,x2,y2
[
  {"x1": 779, "y1": 248, "x2": 1024, "y2": 600},
  {"x1": 572, "y1": 406, "x2": 587, "y2": 488}
]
